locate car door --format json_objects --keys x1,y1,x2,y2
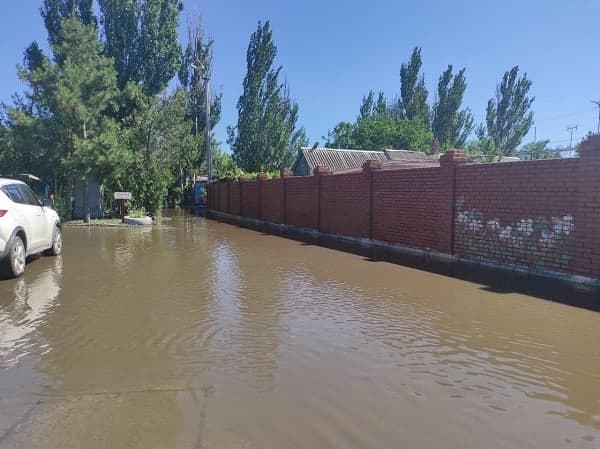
[
  {"x1": 1, "y1": 184, "x2": 38, "y2": 252},
  {"x1": 15, "y1": 184, "x2": 50, "y2": 252}
]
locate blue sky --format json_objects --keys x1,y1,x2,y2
[{"x1": 1, "y1": 0, "x2": 599, "y2": 151}]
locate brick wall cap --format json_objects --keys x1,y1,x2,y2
[
  {"x1": 440, "y1": 149, "x2": 467, "y2": 165},
  {"x1": 280, "y1": 168, "x2": 294, "y2": 178},
  {"x1": 313, "y1": 166, "x2": 331, "y2": 176},
  {"x1": 257, "y1": 173, "x2": 269, "y2": 180},
  {"x1": 362, "y1": 159, "x2": 383, "y2": 171}
]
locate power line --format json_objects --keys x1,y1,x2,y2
[{"x1": 536, "y1": 107, "x2": 596, "y2": 123}]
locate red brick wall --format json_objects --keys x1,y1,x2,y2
[
  {"x1": 286, "y1": 176, "x2": 315, "y2": 228},
  {"x1": 320, "y1": 172, "x2": 370, "y2": 238},
  {"x1": 372, "y1": 167, "x2": 448, "y2": 252},
  {"x1": 229, "y1": 182, "x2": 241, "y2": 216},
  {"x1": 207, "y1": 135, "x2": 600, "y2": 280},
  {"x1": 455, "y1": 159, "x2": 579, "y2": 273},
  {"x1": 261, "y1": 179, "x2": 284, "y2": 224},
  {"x1": 217, "y1": 182, "x2": 228, "y2": 213},
  {"x1": 574, "y1": 136, "x2": 600, "y2": 279},
  {"x1": 240, "y1": 181, "x2": 259, "y2": 219}
]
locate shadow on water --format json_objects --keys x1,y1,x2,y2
[{"x1": 205, "y1": 212, "x2": 600, "y2": 312}]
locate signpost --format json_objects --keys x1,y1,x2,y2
[{"x1": 114, "y1": 192, "x2": 132, "y2": 223}]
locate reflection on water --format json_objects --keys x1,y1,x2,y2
[
  {"x1": 0, "y1": 210, "x2": 599, "y2": 449},
  {"x1": 0, "y1": 257, "x2": 62, "y2": 365}
]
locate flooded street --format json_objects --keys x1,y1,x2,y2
[{"x1": 0, "y1": 210, "x2": 599, "y2": 448}]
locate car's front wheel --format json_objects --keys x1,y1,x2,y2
[
  {"x1": 46, "y1": 226, "x2": 62, "y2": 256},
  {"x1": 3, "y1": 236, "x2": 26, "y2": 278}
]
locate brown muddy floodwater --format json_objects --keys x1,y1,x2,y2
[{"x1": 0, "y1": 210, "x2": 599, "y2": 449}]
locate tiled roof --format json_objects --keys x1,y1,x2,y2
[
  {"x1": 295, "y1": 147, "x2": 438, "y2": 174},
  {"x1": 384, "y1": 149, "x2": 439, "y2": 162},
  {"x1": 298, "y1": 148, "x2": 387, "y2": 173}
]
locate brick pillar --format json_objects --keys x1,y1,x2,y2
[
  {"x1": 207, "y1": 182, "x2": 211, "y2": 209},
  {"x1": 215, "y1": 181, "x2": 221, "y2": 212},
  {"x1": 313, "y1": 166, "x2": 331, "y2": 231},
  {"x1": 363, "y1": 160, "x2": 382, "y2": 239},
  {"x1": 281, "y1": 168, "x2": 293, "y2": 225},
  {"x1": 257, "y1": 173, "x2": 268, "y2": 220},
  {"x1": 440, "y1": 150, "x2": 467, "y2": 254},
  {"x1": 575, "y1": 134, "x2": 600, "y2": 278},
  {"x1": 226, "y1": 180, "x2": 231, "y2": 214},
  {"x1": 239, "y1": 176, "x2": 248, "y2": 217}
]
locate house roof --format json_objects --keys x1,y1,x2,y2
[
  {"x1": 294, "y1": 147, "x2": 438, "y2": 174},
  {"x1": 384, "y1": 149, "x2": 439, "y2": 162},
  {"x1": 295, "y1": 148, "x2": 387, "y2": 173}
]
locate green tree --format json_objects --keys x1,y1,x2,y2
[
  {"x1": 465, "y1": 137, "x2": 499, "y2": 162},
  {"x1": 98, "y1": 0, "x2": 183, "y2": 95},
  {"x1": 116, "y1": 88, "x2": 197, "y2": 214},
  {"x1": 391, "y1": 47, "x2": 430, "y2": 125},
  {"x1": 326, "y1": 116, "x2": 432, "y2": 151},
  {"x1": 228, "y1": 21, "x2": 300, "y2": 172},
  {"x1": 326, "y1": 122, "x2": 355, "y2": 149},
  {"x1": 41, "y1": 0, "x2": 96, "y2": 49},
  {"x1": 17, "y1": 17, "x2": 126, "y2": 221},
  {"x1": 288, "y1": 126, "x2": 309, "y2": 166},
  {"x1": 98, "y1": 0, "x2": 140, "y2": 90},
  {"x1": 482, "y1": 66, "x2": 534, "y2": 155},
  {"x1": 520, "y1": 140, "x2": 561, "y2": 160},
  {"x1": 359, "y1": 90, "x2": 387, "y2": 120},
  {"x1": 178, "y1": 16, "x2": 222, "y2": 152},
  {"x1": 431, "y1": 65, "x2": 474, "y2": 149}
]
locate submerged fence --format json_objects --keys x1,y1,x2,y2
[{"x1": 208, "y1": 135, "x2": 600, "y2": 281}]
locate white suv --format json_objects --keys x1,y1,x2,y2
[{"x1": 0, "y1": 178, "x2": 62, "y2": 278}]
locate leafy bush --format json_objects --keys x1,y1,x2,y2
[
  {"x1": 53, "y1": 195, "x2": 71, "y2": 222},
  {"x1": 127, "y1": 207, "x2": 147, "y2": 218}
]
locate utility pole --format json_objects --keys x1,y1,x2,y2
[
  {"x1": 567, "y1": 124, "x2": 578, "y2": 157},
  {"x1": 593, "y1": 100, "x2": 600, "y2": 134},
  {"x1": 204, "y1": 74, "x2": 212, "y2": 182}
]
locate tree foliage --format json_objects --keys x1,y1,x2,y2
[
  {"x1": 5, "y1": 4, "x2": 214, "y2": 218},
  {"x1": 359, "y1": 91, "x2": 387, "y2": 120},
  {"x1": 178, "y1": 16, "x2": 222, "y2": 138},
  {"x1": 228, "y1": 21, "x2": 300, "y2": 172},
  {"x1": 431, "y1": 65, "x2": 474, "y2": 149},
  {"x1": 520, "y1": 140, "x2": 561, "y2": 160},
  {"x1": 327, "y1": 115, "x2": 432, "y2": 151},
  {"x1": 41, "y1": 0, "x2": 96, "y2": 49},
  {"x1": 98, "y1": 0, "x2": 183, "y2": 95},
  {"x1": 482, "y1": 66, "x2": 534, "y2": 154},
  {"x1": 390, "y1": 47, "x2": 430, "y2": 125}
]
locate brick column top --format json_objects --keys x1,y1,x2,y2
[
  {"x1": 440, "y1": 149, "x2": 467, "y2": 165},
  {"x1": 579, "y1": 134, "x2": 600, "y2": 157},
  {"x1": 257, "y1": 173, "x2": 269, "y2": 181},
  {"x1": 313, "y1": 166, "x2": 331, "y2": 176},
  {"x1": 363, "y1": 159, "x2": 383, "y2": 171},
  {"x1": 280, "y1": 168, "x2": 294, "y2": 178},
  {"x1": 239, "y1": 175, "x2": 249, "y2": 181}
]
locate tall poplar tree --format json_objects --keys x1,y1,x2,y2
[
  {"x1": 228, "y1": 21, "x2": 300, "y2": 172},
  {"x1": 41, "y1": 0, "x2": 96, "y2": 49},
  {"x1": 431, "y1": 65, "x2": 474, "y2": 149},
  {"x1": 482, "y1": 66, "x2": 534, "y2": 154},
  {"x1": 98, "y1": 0, "x2": 183, "y2": 95},
  {"x1": 391, "y1": 47, "x2": 430, "y2": 125}
]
